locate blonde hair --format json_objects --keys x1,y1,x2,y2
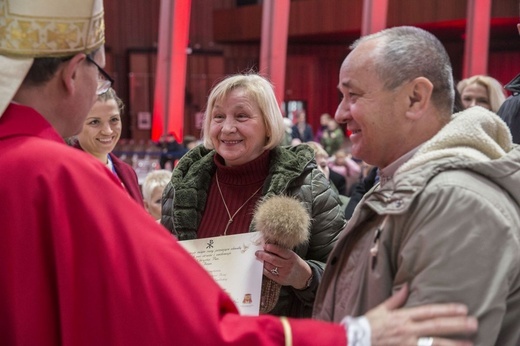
[
  {"x1": 457, "y1": 75, "x2": 506, "y2": 113},
  {"x1": 142, "y1": 170, "x2": 172, "y2": 202},
  {"x1": 202, "y1": 73, "x2": 285, "y2": 150},
  {"x1": 305, "y1": 141, "x2": 329, "y2": 158}
]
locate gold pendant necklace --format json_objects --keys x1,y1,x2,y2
[{"x1": 215, "y1": 172, "x2": 263, "y2": 236}]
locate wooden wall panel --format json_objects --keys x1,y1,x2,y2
[
  {"x1": 212, "y1": 0, "x2": 518, "y2": 43},
  {"x1": 104, "y1": 0, "x2": 160, "y2": 84},
  {"x1": 285, "y1": 56, "x2": 318, "y2": 122},
  {"x1": 104, "y1": 0, "x2": 160, "y2": 139},
  {"x1": 191, "y1": 0, "x2": 231, "y2": 48},
  {"x1": 489, "y1": 50, "x2": 520, "y2": 91},
  {"x1": 491, "y1": 0, "x2": 518, "y2": 17},
  {"x1": 128, "y1": 52, "x2": 157, "y2": 141},
  {"x1": 185, "y1": 54, "x2": 226, "y2": 137},
  {"x1": 289, "y1": 0, "x2": 363, "y2": 36},
  {"x1": 444, "y1": 41, "x2": 465, "y2": 83},
  {"x1": 387, "y1": 0, "x2": 467, "y2": 27},
  {"x1": 213, "y1": 5, "x2": 263, "y2": 42},
  {"x1": 213, "y1": 0, "x2": 364, "y2": 42},
  {"x1": 286, "y1": 45, "x2": 349, "y2": 130},
  {"x1": 222, "y1": 45, "x2": 261, "y2": 73}
]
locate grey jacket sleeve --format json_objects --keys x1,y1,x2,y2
[
  {"x1": 395, "y1": 172, "x2": 520, "y2": 346},
  {"x1": 291, "y1": 168, "x2": 346, "y2": 301},
  {"x1": 304, "y1": 168, "x2": 346, "y2": 263}
]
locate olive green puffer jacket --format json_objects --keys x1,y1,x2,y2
[{"x1": 161, "y1": 144, "x2": 346, "y2": 317}]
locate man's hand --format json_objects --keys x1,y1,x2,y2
[{"x1": 365, "y1": 285, "x2": 478, "y2": 346}]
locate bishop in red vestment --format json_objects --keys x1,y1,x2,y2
[{"x1": 0, "y1": 103, "x2": 346, "y2": 345}]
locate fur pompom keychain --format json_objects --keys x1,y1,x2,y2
[{"x1": 253, "y1": 195, "x2": 311, "y2": 313}]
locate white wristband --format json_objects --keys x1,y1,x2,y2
[{"x1": 341, "y1": 316, "x2": 371, "y2": 346}]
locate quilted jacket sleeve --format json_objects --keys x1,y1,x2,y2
[
  {"x1": 160, "y1": 181, "x2": 176, "y2": 235},
  {"x1": 294, "y1": 168, "x2": 346, "y2": 262},
  {"x1": 287, "y1": 167, "x2": 346, "y2": 304}
]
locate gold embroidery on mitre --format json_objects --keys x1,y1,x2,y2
[
  {"x1": 0, "y1": 1, "x2": 105, "y2": 57},
  {"x1": 14, "y1": 21, "x2": 40, "y2": 50}
]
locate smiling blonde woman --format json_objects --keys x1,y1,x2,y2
[{"x1": 161, "y1": 73, "x2": 346, "y2": 318}]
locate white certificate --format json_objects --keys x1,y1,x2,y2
[{"x1": 179, "y1": 232, "x2": 264, "y2": 316}]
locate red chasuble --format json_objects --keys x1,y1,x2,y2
[{"x1": 0, "y1": 103, "x2": 346, "y2": 345}]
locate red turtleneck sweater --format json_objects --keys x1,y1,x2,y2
[{"x1": 197, "y1": 150, "x2": 270, "y2": 238}]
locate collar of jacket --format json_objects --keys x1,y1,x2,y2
[
  {"x1": 363, "y1": 144, "x2": 520, "y2": 217},
  {"x1": 362, "y1": 155, "x2": 477, "y2": 216},
  {"x1": 263, "y1": 144, "x2": 316, "y2": 198},
  {"x1": 169, "y1": 144, "x2": 316, "y2": 238},
  {"x1": 505, "y1": 72, "x2": 520, "y2": 94},
  {"x1": 173, "y1": 144, "x2": 316, "y2": 198}
]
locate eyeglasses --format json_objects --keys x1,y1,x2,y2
[{"x1": 86, "y1": 55, "x2": 115, "y2": 95}]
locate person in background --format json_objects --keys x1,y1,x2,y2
[
  {"x1": 281, "y1": 116, "x2": 294, "y2": 146},
  {"x1": 328, "y1": 148, "x2": 362, "y2": 195},
  {"x1": 183, "y1": 134, "x2": 200, "y2": 150},
  {"x1": 320, "y1": 118, "x2": 345, "y2": 156},
  {"x1": 291, "y1": 110, "x2": 314, "y2": 142},
  {"x1": 456, "y1": 75, "x2": 506, "y2": 113},
  {"x1": 306, "y1": 141, "x2": 348, "y2": 198},
  {"x1": 497, "y1": 7, "x2": 520, "y2": 144},
  {"x1": 0, "y1": 0, "x2": 479, "y2": 343},
  {"x1": 69, "y1": 87, "x2": 144, "y2": 207},
  {"x1": 142, "y1": 169, "x2": 173, "y2": 220},
  {"x1": 161, "y1": 73, "x2": 346, "y2": 318},
  {"x1": 343, "y1": 165, "x2": 378, "y2": 220},
  {"x1": 157, "y1": 132, "x2": 188, "y2": 169},
  {"x1": 314, "y1": 112, "x2": 332, "y2": 143},
  {"x1": 313, "y1": 25, "x2": 520, "y2": 346}
]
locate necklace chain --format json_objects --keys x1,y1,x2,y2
[{"x1": 215, "y1": 172, "x2": 262, "y2": 236}]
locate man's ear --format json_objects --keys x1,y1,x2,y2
[
  {"x1": 60, "y1": 53, "x2": 87, "y2": 95},
  {"x1": 404, "y1": 77, "x2": 433, "y2": 120}
]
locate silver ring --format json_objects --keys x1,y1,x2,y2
[
  {"x1": 270, "y1": 267, "x2": 279, "y2": 276},
  {"x1": 417, "y1": 337, "x2": 433, "y2": 346}
]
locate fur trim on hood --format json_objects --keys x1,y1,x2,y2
[{"x1": 398, "y1": 106, "x2": 513, "y2": 174}]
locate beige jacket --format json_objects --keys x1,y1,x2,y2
[{"x1": 313, "y1": 107, "x2": 520, "y2": 345}]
